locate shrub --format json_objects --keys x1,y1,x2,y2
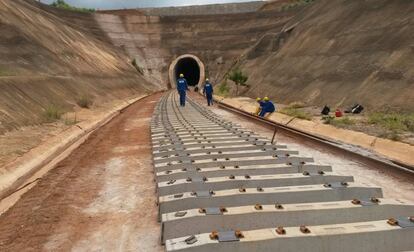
[
  {"x1": 228, "y1": 68, "x2": 248, "y2": 95},
  {"x1": 76, "y1": 95, "x2": 93, "y2": 109},
  {"x1": 50, "y1": 0, "x2": 95, "y2": 13},
  {"x1": 43, "y1": 105, "x2": 63, "y2": 122}
]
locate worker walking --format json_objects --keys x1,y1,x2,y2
[
  {"x1": 203, "y1": 78, "x2": 214, "y2": 106},
  {"x1": 259, "y1": 97, "x2": 275, "y2": 117},
  {"x1": 177, "y1": 73, "x2": 188, "y2": 107}
]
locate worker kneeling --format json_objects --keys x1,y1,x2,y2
[
  {"x1": 203, "y1": 78, "x2": 214, "y2": 106},
  {"x1": 255, "y1": 97, "x2": 264, "y2": 115},
  {"x1": 259, "y1": 97, "x2": 275, "y2": 117},
  {"x1": 177, "y1": 73, "x2": 188, "y2": 107}
]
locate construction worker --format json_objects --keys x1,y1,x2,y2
[
  {"x1": 255, "y1": 97, "x2": 263, "y2": 115},
  {"x1": 203, "y1": 78, "x2": 214, "y2": 106},
  {"x1": 259, "y1": 97, "x2": 275, "y2": 117},
  {"x1": 177, "y1": 73, "x2": 188, "y2": 107}
]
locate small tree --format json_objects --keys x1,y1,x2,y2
[
  {"x1": 50, "y1": 0, "x2": 95, "y2": 12},
  {"x1": 228, "y1": 68, "x2": 248, "y2": 95}
]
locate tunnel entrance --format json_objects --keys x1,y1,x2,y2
[
  {"x1": 169, "y1": 54, "x2": 205, "y2": 89},
  {"x1": 175, "y1": 58, "x2": 200, "y2": 86}
]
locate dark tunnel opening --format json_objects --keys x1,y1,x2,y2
[{"x1": 174, "y1": 57, "x2": 200, "y2": 86}]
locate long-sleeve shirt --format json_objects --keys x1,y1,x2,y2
[
  {"x1": 203, "y1": 82, "x2": 213, "y2": 95},
  {"x1": 262, "y1": 101, "x2": 275, "y2": 112},
  {"x1": 177, "y1": 78, "x2": 188, "y2": 92}
]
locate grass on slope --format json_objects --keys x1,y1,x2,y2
[
  {"x1": 76, "y1": 95, "x2": 93, "y2": 109},
  {"x1": 43, "y1": 105, "x2": 64, "y2": 123},
  {"x1": 323, "y1": 116, "x2": 355, "y2": 127},
  {"x1": 50, "y1": 0, "x2": 95, "y2": 13},
  {"x1": 368, "y1": 112, "x2": 414, "y2": 133},
  {"x1": 279, "y1": 102, "x2": 312, "y2": 120}
]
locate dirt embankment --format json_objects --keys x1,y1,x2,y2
[
  {"x1": 236, "y1": 0, "x2": 414, "y2": 111},
  {"x1": 0, "y1": 93, "x2": 163, "y2": 251},
  {"x1": 0, "y1": 0, "x2": 157, "y2": 134},
  {"x1": 90, "y1": 5, "x2": 299, "y2": 91}
]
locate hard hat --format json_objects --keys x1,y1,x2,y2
[
  {"x1": 256, "y1": 97, "x2": 261, "y2": 101},
  {"x1": 206, "y1": 78, "x2": 209, "y2": 82},
  {"x1": 179, "y1": 73, "x2": 184, "y2": 78},
  {"x1": 264, "y1": 97, "x2": 269, "y2": 101}
]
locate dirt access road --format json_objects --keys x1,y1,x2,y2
[{"x1": 0, "y1": 93, "x2": 163, "y2": 252}]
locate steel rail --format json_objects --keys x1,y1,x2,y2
[{"x1": 214, "y1": 98, "x2": 414, "y2": 175}]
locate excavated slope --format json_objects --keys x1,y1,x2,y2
[
  {"x1": 2, "y1": 0, "x2": 413, "y2": 134},
  {"x1": 93, "y1": 6, "x2": 298, "y2": 88},
  {"x1": 238, "y1": 0, "x2": 414, "y2": 110},
  {"x1": 0, "y1": 0, "x2": 155, "y2": 134},
  {"x1": 0, "y1": 0, "x2": 294, "y2": 135}
]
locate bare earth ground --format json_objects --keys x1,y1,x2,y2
[{"x1": 0, "y1": 93, "x2": 163, "y2": 251}]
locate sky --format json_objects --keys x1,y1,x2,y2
[{"x1": 41, "y1": 0, "x2": 264, "y2": 10}]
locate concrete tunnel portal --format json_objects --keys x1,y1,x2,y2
[{"x1": 169, "y1": 54, "x2": 205, "y2": 88}]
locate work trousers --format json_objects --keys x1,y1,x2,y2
[
  {"x1": 206, "y1": 93, "x2": 213, "y2": 106},
  {"x1": 259, "y1": 108, "x2": 274, "y2": 117},
  {"x1": 179, "y1": 91, "x2": 186, "y2": 106}
]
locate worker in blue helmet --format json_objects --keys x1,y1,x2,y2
[
  {"x1": 177, "y1": 73, "x2": 188, "y2": 107},
  {"x1": 203, "y1": 78, "x2": 214, "y2": 106},
  {"x1": 259, "y1": 97, "x2": 275, "y2": 117}
]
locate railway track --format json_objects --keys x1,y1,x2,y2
[{"x1": 151, "y1": 92, "x2": 414, "y2": 252}]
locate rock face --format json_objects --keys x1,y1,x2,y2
[
  {"x1": 238, "y1": 0, "x2": 414, "y2": 110},
  {"x1": 93, "y1": 6, "x2": 295, "y2": 89}
]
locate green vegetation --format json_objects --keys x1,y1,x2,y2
[
  {"x1": 50, "y1": 0, "x2": 95, "y2": 13},
  {"x1": 323, "y1": 116, "x2": 355, "y2": 127},
  {"x1": 281, "y1": 0, "x2": 315, "y2": 10},
  {"x1": 228, "y1": 68, "x2": 248, "y2": 95},
  {"x1": 43, "y1": 105, "x2": 64, "y2": 123},
  {"x1": 368, "y1": 112, "x2": 414, "y2": 133},
  {"x1": 76, "y1": 95, "x2": 93, "y2": 109},
  {"x1": 367, "y1": 111, "x2": 414, "y2": 141},
  {"x1": 280, "y1": 106, "x2": 312, "y2": 120},
  {"x1": 217, "y1": 79, "x2": 230, "y2": 97}
]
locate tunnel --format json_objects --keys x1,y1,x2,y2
[
  {"x1": 175, "y1": 58, "x2": 200, "y2": 86},
  {"x1": 169, "y1": 54, "x2": 205, "y2": 88}
]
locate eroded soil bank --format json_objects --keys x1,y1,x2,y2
[{"x1": 0, "y1": 93, "x2": 163, "y2": 251}]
